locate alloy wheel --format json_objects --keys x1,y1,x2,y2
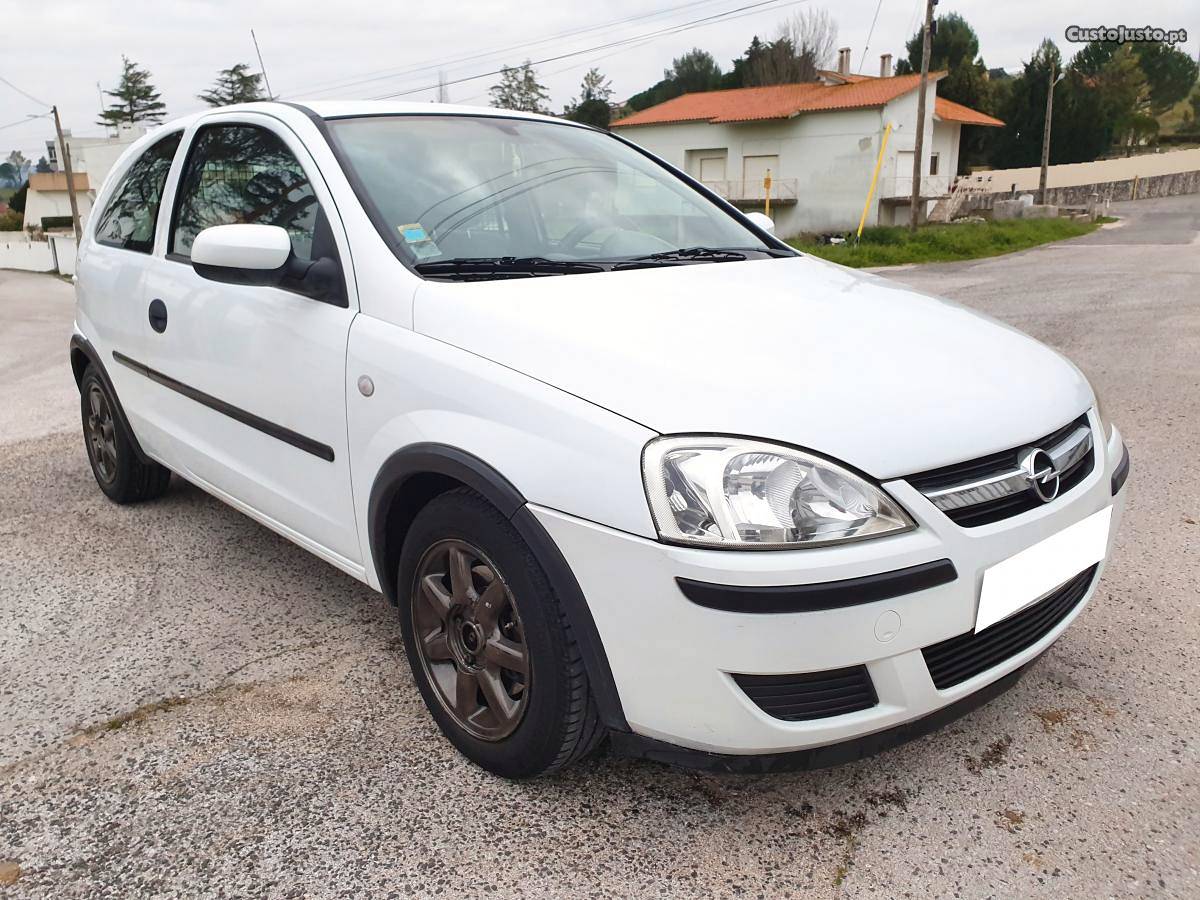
[
  {"x1": 86, "y1": 384, "x2": 118, "y2": 484},
  {"x1": 411, "y1": 539, "x2": 530, "y2": 741}
]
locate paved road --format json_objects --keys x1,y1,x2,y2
[{"x1": 1, "y1": 195, "x2": 1197, "y2": 898}]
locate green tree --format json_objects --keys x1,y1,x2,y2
[
  {"x1": 894, "y1": 13, "x2": 997, "y2": 171},
  {"x1": 35, "y1": 156, "x2": 51, "y2": 173},
  {"x1": 564, "y1": 68, "x2": 614, "y2": 128},
  {"x1": 489, "y1": 60, "x2": 550, "y2": 114},
  {"x1": 198, "y1": 63, "x2": 266, "y2": 106},
  {"x1": 991, "y1": 39, "x2": 1062, "y2": 168},
  {"x1": 0, "y1": 163, "x2": 17, "y2": 188},
  {"x1": 9, "y1": 181, "x2": 28, "y2": 213},
  {"x1": 98, "y1": 56, "x2": 167, "y2": 127},
  {"x1": 627, "y1": 48, "x2": 723, "y2": 111}
]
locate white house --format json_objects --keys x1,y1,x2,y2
[
  {"x1": 612, "y1": 52, "x2": 1003, "y2": 237},
  {"x1": 25, "y1": 123, "x2": 146, "y2": 232},
  {"x1": 46, "y1": 123, "x2": 147, "y2": 186},
  {"x1": 22, "y1": 172, "x2": 92, "y2": 232}
]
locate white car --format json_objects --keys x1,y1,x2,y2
[{"x1": 72, "y1": 102, "x2": 1130, "y2": 778}]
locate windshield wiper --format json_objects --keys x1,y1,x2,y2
[
  {"x1": 414, "y1": 256, "x2": 606, "y2": 281},
  {"x1": 611, "y1": 246, "x2": 794, "y2": 270}
]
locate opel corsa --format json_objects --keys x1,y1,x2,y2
[{"x1": 71, "y1": 102, "x2": 1131, "y2": 777}]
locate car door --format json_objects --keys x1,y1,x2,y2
[
  {"x1": 75, "y1": 130, "x2": 183, "y2": 452},
  {"x1": 135, "y1": 115, "x2": 362, "y2": 572}
]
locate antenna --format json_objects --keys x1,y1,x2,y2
[
  {"x1": 251, "y1": 29, "x2": 275, "y2": 99},
  {"x1": 436, "y1": 70, "x2": 450, "y2": 103}
]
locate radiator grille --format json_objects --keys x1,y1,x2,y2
[{"x1": 923, "y1": 565, "x2": 1097, "y2": 690}]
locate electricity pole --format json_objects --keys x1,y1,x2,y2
[
  {"x1": 51, "y1": 105, "x2": 82, "y2": 243},
  {"x1": 908, "y1": 0, "x2": 936, "y2": 233},
  {"x1": 1038, "y1": 64, "x2": 1063, "y2": 205}
]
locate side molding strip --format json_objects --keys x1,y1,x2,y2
[
  {"x1": 112, "y1": 351, "x2": 335, "y2": 462},
  {"x1": 676, "y1": 558, "x2": 958, "y2": 614}
]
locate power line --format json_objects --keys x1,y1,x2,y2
[
  {"x1": 372, "y1": 0, "x2": 808, "y2": 101},
  {"x1": 858, "y1": 0, "x2": 886, "y2": 74},
  {"x1": 284, "y1": 0, "x2": 734, "y2": 99},
  {"x1": 0, "y1": 112, "x2": 51, "y2": 133},
  {"x1": 0, "y1": 75, "x2": 50, "y2": 110}
]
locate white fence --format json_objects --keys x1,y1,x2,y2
[{"x1": 0, "y1": 234, "x2": 77, "y2": 275}]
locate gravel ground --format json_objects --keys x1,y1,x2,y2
[{"x1": 1, "y1": 194, "x2": 1197, "y2": 898}]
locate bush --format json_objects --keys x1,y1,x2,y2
[{"x1": 0, "y1": 209, "x2": 24, "y2": 231}]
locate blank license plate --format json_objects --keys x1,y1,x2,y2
[{"x1": 976, "y1": 506, "x2": 1112, "y2": 633}]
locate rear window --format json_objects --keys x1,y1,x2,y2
[{"x1": 93, "y1": 132, "x2": 182, "y2": 253}]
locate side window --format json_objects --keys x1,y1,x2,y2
[
  {"x1": 93, "y1": 132, "x2": 182, "y2": 253},
  {"x1": 171, "y1": 124, "x2": 319, "y2": 261}
]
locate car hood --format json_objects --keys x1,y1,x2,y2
[{"x1": 413, "y1": 255, "x2": 1092, "y2": 479}]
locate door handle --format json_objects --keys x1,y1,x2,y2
[{"x1": 148, "y1": 298, "x2": 168, "y2": 333}]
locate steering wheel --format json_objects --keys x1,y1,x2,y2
[{"x1": 557, "y1": 213, "x2": 641, "y2": 254}]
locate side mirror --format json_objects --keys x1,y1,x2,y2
[
  {"x1": 745, "y1": 211, "x2": 775, "y2": 234},
  {"x1": 191, "y1": 223, "x2": 346, "y2": 306},
  {"x1": 192, "y1": 224, "x2": 291, "y2": 277}
]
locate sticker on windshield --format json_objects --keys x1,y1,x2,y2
[{"x1": 398, "y1": 223, "x2": 441, "y2": 260}]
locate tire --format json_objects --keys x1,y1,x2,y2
[
  {"x1": 397, "y1": 488, "x2": 604, "y2": 778},
  {"x1": 80, "y1": 365, "x2": 172, "y2": 504}
]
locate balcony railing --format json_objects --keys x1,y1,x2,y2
[{"x1": 701, "y1": 178, "x2": 799, "y2": 205}]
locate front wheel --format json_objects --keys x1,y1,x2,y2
[
  {"x1": 80, "y1": 365, "x2": 171, "y2": 504},
  {"x1": 397, "y1": 489, "x2": 604, "y2": 778}
]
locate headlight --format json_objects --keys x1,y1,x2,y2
[{"x1": 642, "y1": 436, "x2": 914, "y2": 549}]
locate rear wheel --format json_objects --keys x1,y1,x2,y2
[
  {"x1": 397, "y1": 489, "x2": 604, "y2": 778},
  {"x1": 80, "y1": 365, "x2": 171, "y2": 504}
]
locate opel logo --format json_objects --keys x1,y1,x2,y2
[{"x1": 1019, "y1": 448, "x2": 1060, "y2": 502}]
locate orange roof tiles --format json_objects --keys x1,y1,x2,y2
[
  {"x1": 612, "y1": 73, "x2": 953, "y2": 128},
  {"x1": 934, "y1": 96, "x2": 1004, "y2": 127}
]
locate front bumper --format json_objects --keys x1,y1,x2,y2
[{"x1": 532, "y1": 417, "x2": 1128, "y2": 757}]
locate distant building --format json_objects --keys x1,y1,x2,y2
[
  {"x1": 611, "y1": 52, "x2": 1002, "y2": 237},
  {"x1": 46, "y1": 123, "x2": 147, "y2": 184},
  {"x1": 31, "y1": 122, "x2": 146, "y2": 233},
  {"x1": 22, "y1": 172, "x2": 92, "y2": 232}
]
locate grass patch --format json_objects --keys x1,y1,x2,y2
[{"x1": 790, "y1": 216, "x2": 1113, "y2": 268}]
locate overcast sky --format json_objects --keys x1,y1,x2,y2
[{"x1": 1, "y1": 0, "x2": 1196, "y2": 161}]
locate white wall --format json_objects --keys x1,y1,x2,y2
[
  {"x1": 0, "y1": 239, "x2": 56, "y2": 272},
  {"x1": 616, "y1": 80, "x2": 958, "y2": 237},
  {"x1": 962, "y1": 148, "x2": 1200, "y2": 193}
]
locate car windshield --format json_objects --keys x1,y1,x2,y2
[{"x1": 325, "y1": 114, "x2": 783, "y2": 279}]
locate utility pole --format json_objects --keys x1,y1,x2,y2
[
  {"x1": 908, "y1": 0, "x2": 936, "y2": 233},
  {"x1": 51, "y1": 105, "x2": 82, "y2": 243},
  {"x1": 1038, "y1": 64, "x2": 1063, "y2": 205}
]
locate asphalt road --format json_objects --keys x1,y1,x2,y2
[{"x1": 1, "y1": 195, "x2": 1198, "y2": 898}]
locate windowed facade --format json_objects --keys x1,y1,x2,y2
[
  {"x1": 171, "y1": 125, "x2": 319, "y2": 262},
  {"x1": 93, "y1": 132, "x2": 182, "y2": 253}
]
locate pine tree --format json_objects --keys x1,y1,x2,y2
[
  {"x1": 198, "y1": 63, "x2": 266, "y2": 106},
  {"x1": 489, "y1": 61, "x2": 550, "y2": 114},
  {"x1": 98, "y1": 56, "x2": 167, "y2": 127},
  {"x1": 564, "y1": 68, "x2": 614, "y2": 128}
]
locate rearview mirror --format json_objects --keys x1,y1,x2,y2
[{"x1": 745, "y1": 211, "x2": 775, "y2": 235}]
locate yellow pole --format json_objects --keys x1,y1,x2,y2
[
  {"x1": 763, "y1": 169, "x2": 772, "y2": 218},
  {"x1": 857, "y1": 122, "x2": 893, "y2": 240}
]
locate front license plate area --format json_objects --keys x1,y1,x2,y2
[{"x1": 977, "y1": 506, "x2": 1112, "y2": 633}]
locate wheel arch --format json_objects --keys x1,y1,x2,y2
[
  {"x1": 70, "y1": 334, "x2": 153, "y2": 464},
  {"x1": 367, "y1": 443, "x2": 629, "y2": 732}
]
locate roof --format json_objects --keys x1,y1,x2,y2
[
  {"x1": 611, "y1": 72, "x2": 949, "y2": 127},
  {"x1": 28, "y1": 171, "x2": 90, "y2": 192},
  {"x1": 934, "y1": 96, "x2": 1004, "y2": 127}
]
